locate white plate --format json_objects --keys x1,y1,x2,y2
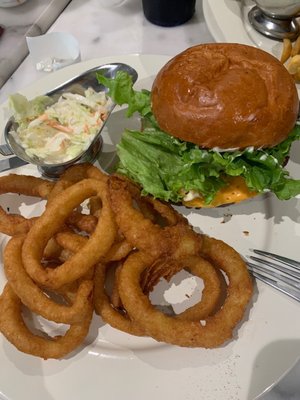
[
  {"x1": 1, "y1": 54, "x2": 300, "y2": 400},
  {"x1": 202, "y1": 0, "x2": 289, "y2": 60}
]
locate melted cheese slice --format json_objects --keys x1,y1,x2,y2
[{"x1": 183, "y1": 176, "x2": 258, "y2": 208}]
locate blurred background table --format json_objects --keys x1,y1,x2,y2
[
  {"x1": 0, "y1": 0, "x2": 71, "y2": 90},
  {"x1": 0, "y1": 0, "x2": 213, "y2": 104}
]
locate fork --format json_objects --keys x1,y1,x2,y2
[{"x1": 246, "y1": 249, "x2": 300, "y2": 302}]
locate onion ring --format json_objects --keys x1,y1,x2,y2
[
  {"x1": 66, "y1": 211, "x2": 98, "y2": 234},
  {"x1": 55, "y1": 230, "x2": 133, "y2": 263},
  {"x1": 0, "y1": 174, "x2": 54, "y2": 236},
  {"x1": 0, "y1": 165, "x2": 254, "y2": 357},
  {"x1": 0, "y1": 284, "x2": 93, "y2": 359},
  {"x1": 108, "y1": 175, "x2": 201, "y2": 258},
  {"x1": 118, "y1": 237, "x2": 253, "y2": 348},
  {"x1": 111, "y1": 174, "x2": 187, "y2": 226},
  {"x1": 140, "y1": 255, "x2": 227, "y2": 321},
  {"x1": 94, "y1": 262, "x2": 146, "y2": 336},
  {"x1": 0, "y1": 208, "x2": 36, "y2": 236},
  {"x1": 47, "y1": 164, "x2": 107, "y2": 235},
  {"x1": 110, "y1": 262, "x2": 123, "y2": 309},
  {"x1": 4, "y1": 235, "x2": 93, "y2": 324},
  {"x1": 22, "y1": 178, "x2": 117, "y2": 289},
  {"x1": 0, "y1": 174, "x2": 54, "y2": 198},
  {"x1": 47, "y1": 163, "x2": 107, "y2": 204}
]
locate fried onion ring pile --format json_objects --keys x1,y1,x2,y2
[{"x1": 0, "y1": 164, "x2": 253, "y2": 359}]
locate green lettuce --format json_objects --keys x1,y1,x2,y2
[
  {"x1": 97, "y1": 71, "x2": 300, "y2": 204},
  {"x1": 9, "y1": 93, "x2": 53, "y2": 129}
]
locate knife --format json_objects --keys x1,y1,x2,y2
[{"x1": 0, "y1": 156, "x2": 28, "y2": 173}]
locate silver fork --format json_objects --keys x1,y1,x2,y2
[{"x1": 246, "y1": 249, "x2": 300, "y2": 302}]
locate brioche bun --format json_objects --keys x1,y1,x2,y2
[{"x1": 151, "y1": 43, "x2": 299, "y2": 149}]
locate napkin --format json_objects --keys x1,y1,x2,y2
[{"x1": 26, "y1": 32, "x2": 81, "y2": 72}]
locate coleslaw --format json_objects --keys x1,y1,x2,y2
[{"x1": 9, "y1": 88, "x2": 113, "y2": 164}]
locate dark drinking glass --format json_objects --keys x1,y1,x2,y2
[{"x1": 142, "y1": 0, "x2": 196, "y2": 27}]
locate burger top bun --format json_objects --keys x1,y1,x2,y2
[{"x1": 151, "y1": 43, "x2": 299, "y2": 149}]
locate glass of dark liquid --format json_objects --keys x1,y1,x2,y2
[{"x1": 142, "y1": 0, "x2": 196, "y2": 27}]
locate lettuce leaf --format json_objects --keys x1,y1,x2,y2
[
  {"x1": 97, "y1": 70, "x2": 158, "y2": 127},
  {"x1": 97, "y1": 71, "x2": 300, "y2": 203},
  {"x1": 117, "y1": 126, "x2": 300, "y2": 203},
  {"x1": 9, "y1": 93, "x2": 53, "y2": 129}
]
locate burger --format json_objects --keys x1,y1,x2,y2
[{"x1": 97, "y1": 43, "x2": 300, "y2": 207}]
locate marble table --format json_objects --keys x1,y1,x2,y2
[
  {"x1": 0, "y1": 1, "x2": 299, "y2": 399},
  {"x1": 0, "y1": 0, "x2": 71, "y2": 88},
  {"x1": 0, "y1": 0, "x2": 213, "y2": 104}
]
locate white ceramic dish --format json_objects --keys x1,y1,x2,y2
[
  {"x1": 202, "y1": 0, "x2": 290, "y2": 61},
  {"x1": 0, "y1": 54, "x2": 300, "y2": 400}
]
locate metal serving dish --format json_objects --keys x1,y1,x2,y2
[
  {"x1": 248, "y1": 0, "x2": 300, "y2": 40},
  {"x1": 2, "y1": 62, "x2": 138, "y2": 179}
]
